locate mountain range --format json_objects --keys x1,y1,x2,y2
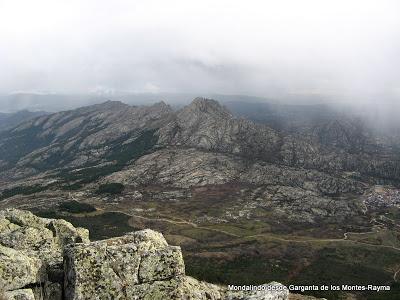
[
  {"x1": 1, "y1": 98, "x2": 399, "y2": 186},
  {"x1": 0, "y1": 98, "x2": 399, "y2": 299}
]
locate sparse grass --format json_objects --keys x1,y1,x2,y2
[
  {"x1": 203, "y1": 222, "x2": 270, "y2": 237},
  {"x1": 178, "y1": 228, "x2": 232, "y2": 242}
]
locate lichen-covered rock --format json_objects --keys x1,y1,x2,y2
[
  {"x1": 138, "y1": 246, "x2": 184, "y2": 282},
  {"x1": 0, "y1": 209, "x2": 89, "y2": 257},
  {"x1": 0, "y1": 209, "x2": 89, "y2": 258},
  {"x1": 63, "y1": 229, "x2": 185, "y2": 300},
  {"x1": 3, "y1": 288, "x2": 35, "y2": 300},
  {"x1": 0, "y1": 209, "x2": 48, "y2": 230},
  {"x1": 48, "y1": 219, "x2": 89, "y2": 248},
  {"x1": 0, "y1": 245, "x2": 44, "y2": 291},
  {"x1": 0, "y1": 225, "x2": 54, "y2": 253},
  {"x1": 127, "y1": 276, "x2": 223, "y2": 300},
  {"x1": 0, "y1": 209, "x2": 88, "y2": 299},
  {"x1": 0, "y1": 218, "x2": 20, "y2": 233}
]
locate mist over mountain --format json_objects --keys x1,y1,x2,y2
[
  {"x1": 2, "y1": 92, "x2": 399, "y2": 135},
  {"x1": 0, "y1": 92, "x2": 329, "y2": 113},
  {"x1": 1, "y1": 1, "x2": 399, "y2": 114}
]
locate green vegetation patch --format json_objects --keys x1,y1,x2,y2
[
  {"x1": 59, "y1": 164, "x2": 120, "y2": 187},
  {"x1": 96, "y1": 183, "x2": 125, "y2": 195},
  {"x1": 0, "y1": 184, "x2": 47, "y2": 200},
  {"x1": 106, "y1": 129, "x2": 158, "y2": 165},
  {"x1": 183, "y1": 237, "x2": 400, "y2": 299},
  {"x1": 36, "y1": 210, "x2": 138, "y2": 240},
  {"x1": 0, "y1": 123, "x2": 54, "y2": 165},
  {"x1": 59, "y1": 200, "x2": 96, "y2": 214},
  {"x1": 185, "y1": 254, "x2": 288, "y2": 285},
  {"x1": 58, "y1": 129, "x2": 159, "y2": 187}
]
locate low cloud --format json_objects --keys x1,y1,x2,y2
[{"x1": 0, "y1": 0, "x2": 399, "y2": 108}]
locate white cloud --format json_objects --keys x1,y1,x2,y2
[
  {"x1": 0, "y1": 0, "x2": 399, "y2": 103},
  {"x1": 143, "y1": 83, "x2": 160, "y2": 94}
]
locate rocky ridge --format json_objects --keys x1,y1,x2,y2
[
  {"x1": 1, "y1": 98, "x2": 399, "y2": 185},
  {"x1": 0, "y1": 209, "x2": 293, "y2": 300}
]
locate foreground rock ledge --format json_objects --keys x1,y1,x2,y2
[{"x1": 0, "y1": 209, "x2": 303, "y2": 299}]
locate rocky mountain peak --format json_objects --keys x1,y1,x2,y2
[
  {"x1": 182, "y1": 97, "x2": 232, "y2": 118},
  {"x1": 88, "y1": 100, "x2": 129, "y2": 111},
  {"x1": 148, "y1": 101, "x2": 173, "y2": 114}
]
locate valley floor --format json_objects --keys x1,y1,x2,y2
[{"x1": 1, "y1": 184, "x2": 400, "y2": 300}]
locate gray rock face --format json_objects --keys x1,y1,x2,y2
[
  {"x1": 105, "y1": 148, "x2": 241, "y2": 188},
  {"x1": 0, "y1": 209, "x2": 89, "y2": 299},
  {"x1": 0, "y1": 245, "x2": 44, "y2": 291},
  {"x1": 63, "y1": 229, "x2": 185, "y2": 299},
  {"x1": 104, "y1": 148, "x2": 365, "y2": 225},
  {"x1": 106, "y1": 147, "x2": 364, "y2": 195},
  {"x1": 0, "y1": 210, "x2": 297, "y2": 300}
]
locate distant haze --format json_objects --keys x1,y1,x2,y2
[{"x1": 0, "y1": 1, "x2": 399, "y2": 112}]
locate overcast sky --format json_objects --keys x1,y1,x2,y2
[{"x1": 0, "y1": 0, "x2": 399, "y2": 104}]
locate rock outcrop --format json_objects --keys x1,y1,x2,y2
[
  {"x1": 0, "y1": 209, "x2": 295, "y2": 300},
  {"x1": 0, "y1": 209, "x2": 89, "y2": 299},
  {"x1": 63, "y1": 229, "x2": 187, "y2": 299}
]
